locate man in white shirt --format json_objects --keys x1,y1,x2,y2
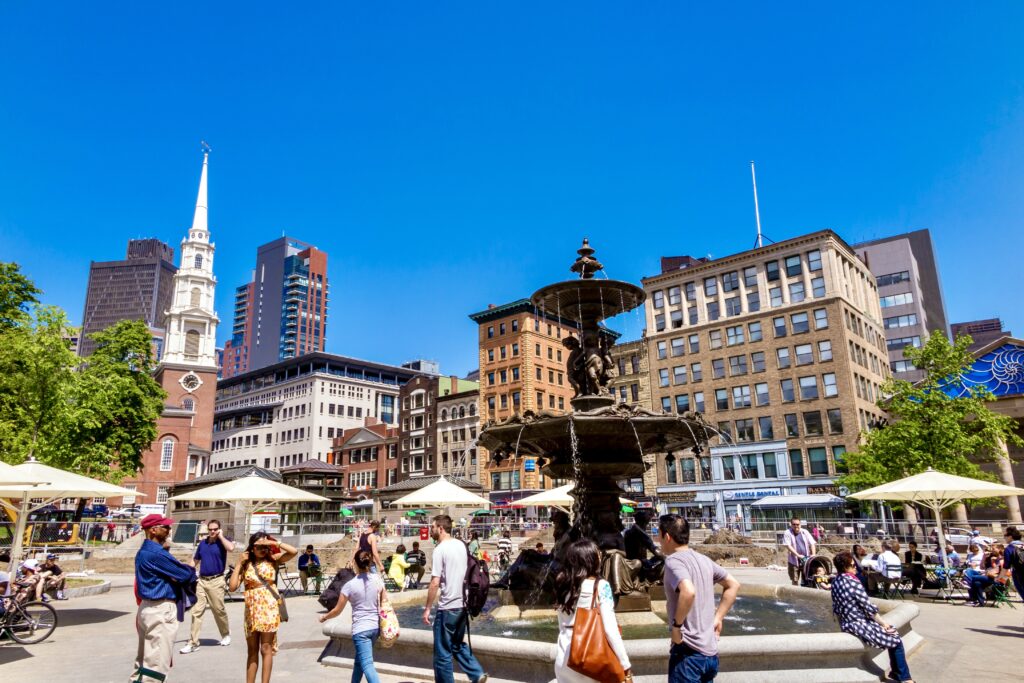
[
  {"x1": 782, "y1": 517, "x2": 817, "y2": 585},
  {"x1": 422, "y1": 514, "x2": 487, "y2": 683}
]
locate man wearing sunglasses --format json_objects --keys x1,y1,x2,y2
[{"x1": 132, "y1": 514, "x2": 196, "y2": 682}]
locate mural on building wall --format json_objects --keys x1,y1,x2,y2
[{"x1": 944, "y1": 342, "x2": 1024, "y2": 398}]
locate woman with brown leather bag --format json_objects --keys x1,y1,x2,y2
[{"x1": 552, "y1": 539, "x2": 633, "y2": 683}]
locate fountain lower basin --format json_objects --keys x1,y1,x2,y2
[{"x1": 320, "y1": 583, "x2": 922, "y2": 682}]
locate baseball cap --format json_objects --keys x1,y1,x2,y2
[
  {"x1": 21, "y1": 559, "x2": 40, "y2": 571},
  {"x1": 46, "y1": 553, "x2": 58, "y2": 560},
  {"x1": 141, "y1": 513, "x2": 174, "y2": 529}
]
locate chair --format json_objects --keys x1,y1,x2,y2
[
  {"x1": 277, "y1": 566, "x2": 302, "y2": 596},
  {"x1": 380, "y1": 556, "x2": 402, "y2": 592},
  {"x1": 880, "y1": 574, "x2": 910, "y2": 600},
  {"x1": 989, "y1": 582, "x2": 1016, "y2": 609}
]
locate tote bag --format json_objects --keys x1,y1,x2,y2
[
  {"x1": 377, "y1": 581, "x2": 400, "y2": 648},
  {"x1": 567, "y1": 581, "x2": 627, "y2": 683}
]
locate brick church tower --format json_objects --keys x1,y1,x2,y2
[{"x1": 115, "y1": 149, "x2": 219, "y2": 510}]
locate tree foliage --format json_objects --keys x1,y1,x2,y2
[
  {"x1": 0, "y1": 267, "x2": 166, "y2": 480},
  {"x1": 838, "y1": 332, "x2": 1024, "y2": 493}
]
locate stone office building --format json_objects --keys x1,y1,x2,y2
[
  {"x1": 437, "y1": 384, "x2": 481, "y2": 483},
  {"x1": 644, "y1": 230, "x2": 890, "y2": 524}
]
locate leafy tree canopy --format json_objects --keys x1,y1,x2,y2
[
  {"x1": 838, "y1": 332, "x2": 1023, "y2": 494},
  {"x1": 0, "y1": 262, "x2": 41, "y2": 330}
]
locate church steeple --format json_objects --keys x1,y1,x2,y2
[{"x1": 160, "y1": 146, "x2": 219, "y2": 369}]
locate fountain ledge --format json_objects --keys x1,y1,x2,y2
[{"x1": 319, "y1": 584, "x2": 922, "y2": 683}]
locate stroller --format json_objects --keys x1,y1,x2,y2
[{"x1": 800, "y1": 555, "x2": 834, "y2": 590}]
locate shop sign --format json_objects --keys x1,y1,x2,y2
[
  {"x1": 723, "y1": 488, "x2": 781, "y2": 501},
  {"x1": 524, "y1": 459, "x2": 536, "y2": 472},
  {"x1": 660, "y1": 492, "x2": 697, "y2": 503},
  {"x1": 807, "y1": 485, "x2": 840, "y2": 495}
]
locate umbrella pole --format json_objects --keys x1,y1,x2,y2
[
  {"x1": 8, "y1": 496, "x2": 30, "y2": 572},
  {"x1": 932, "y1": 503, "x2": 953, "y2": 600}
]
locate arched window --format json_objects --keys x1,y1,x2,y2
[
  {"x1": 459, "y1": 406, "x2": 466, "y2": 418},
  {"x1": 190, "y1": 288, "x2": 201, "y2": 307},
  {"x1": 194, "y1": 254, "x2": 203, "y2": 269},
  {"x1": 182, "y1": 398, "x2": 195, "y2": 411},
  {"x1": 160, "y1": 439, "x2": 175, "y2": 471},
  {"x1": 184, "y1": 330, "x2": 200, "y2": 360},
  {"x1": 440, "y1": 409, "x2": 448, "y2": 421},
  {"x1": 469, "y1": 403, "x2": 477, "y2": 416}
]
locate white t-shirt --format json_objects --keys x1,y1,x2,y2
[
  {"x1": 0, "y1": 570, "x2": 9, "y2": 597},
  {"x1": 431, "y1": 538, "x2": 467, "y2": 611}
]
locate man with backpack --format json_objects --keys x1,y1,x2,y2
[
  {"x1": 422, "y1": 514, "x2": 488, "y2": 683},
  {"x1": 997, "y1": 525, "x2": 1024, "y2": 599}
]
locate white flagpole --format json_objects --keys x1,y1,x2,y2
[{"x1": 751, "y1": 161, "x2": 763, "y2": 248}]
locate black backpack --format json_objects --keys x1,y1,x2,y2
[
  {"x1": 463, "y1": 542, "x2": 490, "y2": 619},
  {"x1": 1010, "y1": 542, "x2": 1024, "y2": 572},
  {"x1": 318, "y1": 568, "x2": 356, "y2": 611}
]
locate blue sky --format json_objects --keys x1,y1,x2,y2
[{"x1": 2, "y1": 3, "x2": 1022, "y2": 377}]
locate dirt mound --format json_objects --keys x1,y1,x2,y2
[
  {"x1": 702, "y1": 529, "x2": 753, "y2": 545},
  {"x1": 700, "y1": 544, "x2": 775, "y2": 566},
  {"x1": 322, "y1": 536, "x2": 356, "y2": 549}
]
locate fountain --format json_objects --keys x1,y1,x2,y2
[{"x1": 321, "y1": 240, "x2": 922, "y2": 682}]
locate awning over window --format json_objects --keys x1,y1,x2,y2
[{"x1": 749, "y1": 494, "x2": 846, "y2": 509}]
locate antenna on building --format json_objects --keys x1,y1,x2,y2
[
  {"x1": 201, "y1": 140, "x2": 212, "y2": 153},
  {"x1": 751, "y1": 161, "x2": 763, "y2": 248}
]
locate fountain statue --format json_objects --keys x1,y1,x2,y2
[{"x1": 479, "y1": 239, "x2": 716, "y2": 609}]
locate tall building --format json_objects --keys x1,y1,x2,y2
[
  {"x1": 607, "y1": 338, "x2": 655, "y2": 499},
  {"x1": 853, "y1": 229, "x2": 949, "y2": 382},
  {"x1": 111, "y1": 152, "x2": 219, "y2": 509},
  {"x1": 645, "y1": 230, "x2": 890, "y2": 523},
  {"x1": 221, "y1": 237, "x2": 329, "y2": 377},
  {"x1": 951, "y1": 318, "x2": 1012, "y2": 351},
  {"x1": 210, "y1": 352, "x2": 416, "y2": 471},
  {"x1": 396, "y1": 374, "x2": 478, "y2": 482},
  {"x1": 79, "y1": 238, "x2": 177, "y2": 357},
  {"x1": 468, "y1": 300, "x2": 595, "y2": 500},
  {"x1": 436, "y1": 382, "x2": 481, "y2": 483}
]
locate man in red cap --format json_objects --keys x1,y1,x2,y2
[{"x1": 132, "y1": 514, "x2": 195, "y2": 682}]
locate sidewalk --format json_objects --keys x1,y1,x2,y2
[{"x1": 0, "y1": 570, "x2": 1019, "y2": 682}]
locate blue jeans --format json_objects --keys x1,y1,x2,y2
[
  {"x1": 669, "y1": 642, "x2": 719, "y2": 683},
  {"x1": 887, "y1": 641, "x2": 912, "y2": 682},
  {"x1": 351, "y1": 629, "x2": 380, "y2": 683},
  {"x1": 968, "y1": 575, "x2": 994, "y2": 604},
  {"x1": 432, "y1": 608, "x2": 485, "y2": 683}
]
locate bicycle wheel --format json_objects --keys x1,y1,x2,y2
[{"x1": 8, "y1": 601, "x2": 58, "y2": 644}]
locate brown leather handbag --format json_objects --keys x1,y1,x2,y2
[{"x1": 568, "y1": 581, "x2": 628, "y2": 683}]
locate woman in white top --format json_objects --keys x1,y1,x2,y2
[{"x1": 553, "y1": 539, "x2": 632, "y2": 683}]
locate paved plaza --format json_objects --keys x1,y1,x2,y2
[{"x1": 1, "y1": 568, "x2": 1020, "y2": 682}]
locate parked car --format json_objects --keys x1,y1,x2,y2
[
  {"x1": 111, "y1": 506, "x2": 142, "y2": 519},
  {"x1": 931, "y1": 526, "x2": 994, "y2": 548},
  {"x1": 82, "y1": 504, "x2": 110, "y2": 518}
]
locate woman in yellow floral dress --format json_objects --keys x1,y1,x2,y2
[{"x1": 229, "y1": 532, "x2": 297, "y2": 683}]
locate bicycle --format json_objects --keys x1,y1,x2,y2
[{"x1": 1, "y1": 596, "x2": 58, "y2": 644}]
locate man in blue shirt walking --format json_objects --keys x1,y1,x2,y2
[
  {"x1": 180, "y1": 519, "x2": 234, "y2": 654},
  {"x1": 132, "y1": 514, "x2": 196, "y2": 683}
]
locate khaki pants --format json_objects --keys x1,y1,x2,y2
[
  {"x1": 134, "y1": 599, "x2": 178, "y2": 682},
  {"x1": 188, "y1": 575, "x2": 230, "y2": 646}
]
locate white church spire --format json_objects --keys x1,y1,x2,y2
[{"x1": 190, "y1": 142, "x2": 210, "y2": 240}]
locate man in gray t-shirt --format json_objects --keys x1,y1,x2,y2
[{"x1": 660, "y1": 514, "x2": 741, "y2": 682}]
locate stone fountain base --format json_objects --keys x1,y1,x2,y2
[{"x1": 320, "y1": 583, "x2": 922, "y2": 682}]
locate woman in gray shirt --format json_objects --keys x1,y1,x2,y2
[{"x1": 320, "y1": 550, "x2": 383, "y2": 683}]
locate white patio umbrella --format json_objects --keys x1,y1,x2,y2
[
  {"x1": 390, "y1": 476, "x2": 490, "y2": 508},
  {"x1": 169, "y1": 472, "x2": 329, "y2": 538},
  {"x1": 513, "y1": 482, "x2": 638, "y2": 513},
  {"x1": 0, "y1": 460, "x2": 49, "y2": 486},
  {"x1": 849, "y1": 467, "x2": 1024, "y2": 590},
  {"x1": 0, "y1": 459, "x2": 141, "y2": 570}
]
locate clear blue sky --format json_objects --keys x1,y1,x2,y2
[{"x1": 2, "y1": 3, "x2": 1022, "y2": 377}]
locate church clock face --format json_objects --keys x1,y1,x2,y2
[{"x1": 180, "y1": 372, "x2": 203, "y2": 393}]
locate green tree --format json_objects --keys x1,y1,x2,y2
[
  {"x1": 0, "y1": 262, "x2": 41, "y2": 330},
  {"x1": 838, "y1": 332, "x2": 1023, "y2": 494},
  {"x1": 68, "y1": 320, "x2": 166, "y2": 479},
  {"x1": 0, "y1": 305, "x2": 79, "y2": 464}
]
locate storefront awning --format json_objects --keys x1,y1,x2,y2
[{"x1": 749, "y1": 494, "x2": 845, "y2": 509}]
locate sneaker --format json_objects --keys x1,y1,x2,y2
[
  {"x1": 41, "y1": 594, "x2": 50, "y2": 603},
  {"x1": 179, "y1": 643, "x2": 200, "y2": 654},
  {"x1": 219, "y1": 635, "x2": 231, "y2": 647},
  {"x1": 476, "y1": 676, "x2": 488, "y2": 683},
  {"x1": 56, "y1": 591, "x2": 68, "y2": 600}
]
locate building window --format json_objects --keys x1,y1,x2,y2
[
  {"x1": 666, "y1": 456, "x2": 677, "y2": 483},
  {"x1": 123, "y1": 484, "x2": 137, "y2": 505},
  {"x1": 156, "y1": 485, "x2": 169, "y2": 504},
  {"x1": 887, "y1": 335, "x2": 921, "y2": 351},
  {"x1": 789, "y1": 449, "x2": 805, "y2": 476},
  {"x1": 746, "y1": 322, "x2": 762, "y2": 342},
  {"x1": 190, "y1": 287, "x2": 202, "y2": 307},
  {"x1": 182, "y1": 398, "x2": 195, "y2": 411},
  {"x1": 789, "y1": 282, "x2": 805, "y2": 303},
  {"x1": 668, "y1": 286, "x2": 681, "y2": 305},
  {"x1": 754, "y1": 382, "x2": 770, "y2": 406},
  {"x1": 652, "y1": 290, "x2": 665, "y2": 308},
  {"x1": 795, "y1": 344, "x2": 813, "y2": 366},
  {"x1": 735, "y1": 421, "x2": 755, "y2": 444},
  {"x1": 487, "y1": 326, "x2": 494, "y2": 338},
  {"x1": 747, "y1": 291, "x2": 761, "y2": 312},
  {"x1": 743, "y1": 266, "x2": 758, "y2": 287},
  {"x1": 784, "y1": 254, "x2": 802, "y2": 277},
  {"x1": 751, "y1": 351, "x2": 766, "y2": 373},
  {"x1": 512, "y1": 319, "x2": 518, "y2": 332},
  {"x1": 694, "y1": 391, "x2": 705, "y2": 412},
  {"x1": 671, "y1": 338, "x2": 685, "y2": 357},
  {"x1": 739, "y1": 451, "x2": 758, "y2": 475},
  {"x1": 833, "y1": 445, "x2": 847, "y2": 463},
  {"x1": 685, "y1": 282, "x2": 697, "y2": 301},
  {"x1": 709, "y1": 330, "x2": 723, "y2": 349},
  {"x1": 769, "y1": 287, "x2": 784, "y2": 308},
  {"x1": 808, "y1": 447, "x2": 829, "y2": 475},
  {"x1": 722, "y1": 271, "x2": 739, "y2": 292},
  {"x1": 726, "y1": 325, "x2": 744, "y2": 346},
  {"x1": 780, "y1": 378, "x2": 795, "y2": 402},
  {"x1": 729, "y1": 355, "x2": 748, "y2": 376},
  {"x1": 691, "y1": 362, "x2": 703, "y2": 381},
  {"x1": 785, "y1": 414, "x2": 799, "y2": 437},
  {"x1": 194, "y1": 254, "x2": 203, "y2": 269},
  {"x1": 799, "y1": 376, "x2": 819, "y2": 400},
  {"x1": 712, "y1": 359, "x2": 725, "y2": 379},
  {"x1": 675, "y1": 394, "x2": 690, "y2": 413},
  {"x1": 877, "y1": 271, "x2": 911, "y2": 286},
  {"x1": 184, "y1": 330, "x2": 200, "y2": 359},
  {"x1": 811, "y1": 277, "x2": 826, "y2": 298},
  {"x1": 688, "y1": 334, "x2": 700, "y2": 353},
  {"x1": 777, "y1": 347, "x2": 791, "y2": 369},
  {"x1": 655, "y1": 314, "x2": 666, "y2": 332},
  {"x1": 822, "y1": 373, "x2": 838, "y2": 397},
  {"x1": 814, "y1": 309, "x2": 828, "y2": 329},
  {"x1": 715, "y1": 388, "x2": 728, "y2": 410},
  {"x1": 773, "y1": 317, "x2": 787, "y2": 337},
  {"x1": 688, "y1": 306, "x2": 699, "y2": 325},
  {"x1": 704, "y1": 277, "x2": 718, "y2": 296},
  {"x1": 673, "y1": 365, "x2": 688, "y2": 385},
  {"x1": 818, "y1": 340, "x2": 833, "y2": 362},
  {"x1": 791, "y1": 312, "x2": 810, "y2": 334},
  {"x1": 630, "y1": 384, "x2": 639, "y2": 402},
  {"x1": 671, "y1": 309, "x2": 684, "y2": 329},
  {"x1": 512, "y1": 343, "x2": 519, "y2": 356},
  {"x1": 722, "y1": 453, "x2": 737, "y2": 478},
  {"x1": 884, "y1": 314, "x2": 918, "y2": 329},
  {"x1": 661, "y1": 396, "x2": 672, "y2": 412},
  {"x1": 659, "y1": 369, "x2": 670, "y2": 387},
  {"x1": 891, "y1": 360, "x2": 916, "y2": 373},
  {"x1": 758, "y1": 416, "x2": 774, "y2": 440},
  {"x1": 706, "y1": 302, "x2": 720, "y2": 321},
  {"x1": 657, "y1": 341, "x2": 668, "y2": 359},
  {"x1": 765, "y1": 260, "x2": 780, "y2": 282},
  {"x1": 732, "y1": 385, "x2": 751, "y2": 408},
  {"x1": 803, "y1": 411, "x2": 823, "y2": 436},
  {"x1": 160, "y1": 439, "x2": 175, "y2": 471},
  {"x1": 807, "y1": 249, "x2": 822, "y2": 272},
  {"x1": 681, "y1": 458, "x2": 696, "y2": 483},
  {"x1": 827, "y1": 408, "x2": 844, "y2": 434},
  {"x1": 725, "y1": 297, "x2": 742, "y2": 316},
  {"x1": 880, "y1": 292, "x2": 915, "y2": 307}
]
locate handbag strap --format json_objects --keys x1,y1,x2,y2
[{"x1": 253, "y1": 562, "x2": 283, "y2": 602}]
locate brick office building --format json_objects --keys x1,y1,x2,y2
[
  {"x1": 332, "y1": 417, "x2": 400, "y2": 498},
  {"x1": 397, "y1": 374, "x2": 479, "y2": 482},
  {"x1": 468, "y1": 300, "x2": 584, "y2": 500},
  {"x1": 644, "y1": 230, "x2": 890, "y2": 524}
]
